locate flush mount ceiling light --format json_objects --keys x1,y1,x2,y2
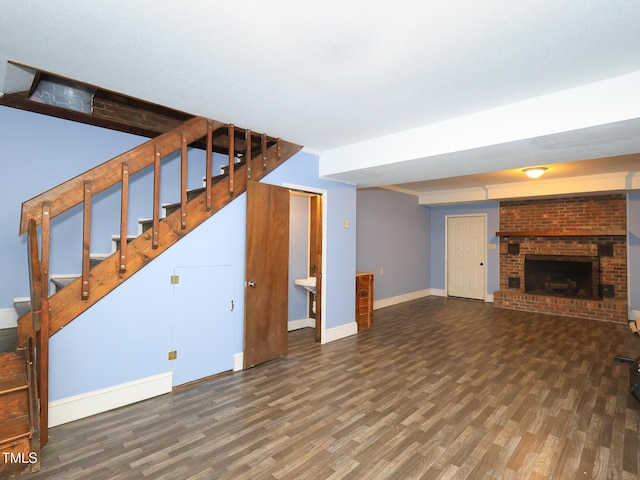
[{"x1": 523, "y1": 167, "x2": 547, "y2": 179}]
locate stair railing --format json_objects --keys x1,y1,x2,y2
[{"x1": 26, "y1": 218, "x2": 47, "y2": 447}]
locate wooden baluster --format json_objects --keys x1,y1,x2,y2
[
  {"x1": 26, "y1": 215, "x2": 49, "y2": 444},
  {"x1": 262, "y1": 134, "x2": 268, "y2": 168},
  {"x1": 27, "y1": 219, "x2": 42, "y2": 333},
  {"x1": 82, "y1": 181, "x2": 91, "y2": 300},
  {"x1": 228, "y1": 124, "x2": 235, "y2": 195},
  {"x1": 41, "y1": 202, "x2": 51, "y2": 298},
  {"x1": 152, "y1": 146, "x2": 161, "y2": 249},
  {"x1": 119, "y1": 163, "x2": 129, "y2": 273},
  {"x1": 245, "y1": 129, "x2": 252, "y2": 180},
  {"x1": 40, "y1": 201, "x2": 51, "y2": 437},
  {"x1": 38, "y1": 291, "x2": 49, "y2": 448},
  {"x1": 205, "y1": 120, "x2": 213, "y2": 212},
  {"x1": 180, "y1": 132, "x2": 187, "y2": 229}
]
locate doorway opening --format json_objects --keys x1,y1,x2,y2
[
  {"x1": 288, "y1": 188, "x2": 323, "y2": 343},
  {"x1": 243, "y1": 181, "x2": 326, "y2": 370}
]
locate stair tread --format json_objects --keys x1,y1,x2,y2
[
  {"x1": 13, "y1": 301, "x2": 31, "y2": 318},
  {"x1": 50, "y1": 276, "x2": 80, "y2": 288},
  {"x1": 163, "y1": 174, "x2": 228, "y2": 210},
  {"x1": 0, "y1": 372, "x2": 28, "y2": 395},
  {"x1": 0, "y1": 415, "x2": 31, "y2": 444}
]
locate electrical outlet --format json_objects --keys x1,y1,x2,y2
[{"x1": 380, "y1": 268, "x2": 384, "y2": 276}]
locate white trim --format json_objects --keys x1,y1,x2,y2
[
  {"x1": 0, "y1": 308, "x2": 18, "y2": 329},
  {"x1": 485, "y1": 293, "x2": 494, "y2": 303},
  {"x1": 233, "y1": 352, "x2": 244, "y2": 372},
  {"x1": 288, "y1": 318, "x2": 315, "y2": 331},
  {"x1": 373, "y1": 289, "x2": 431, "y2": 310},
  {"x1": 48, "y1": 372, "x2": 172, "y2": 428},
  {"x1": 322, "y1": 321, "x2": 358, "y2": 344},
  {"x1": 429, "y1": 288, "x2": 447, "y2": 297},
  {"x1": 631, "y1": 310, "x2": 640, "y2": 321}
]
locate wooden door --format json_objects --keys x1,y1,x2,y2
[
  {"x1": 447, "y1": 215, "x2": 486, "y2": 300},
  {"x1": 244, "y1": 181, "x2": 290, "y2": 368}
]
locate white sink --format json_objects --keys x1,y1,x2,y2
[{"x1": 294, "y1": 276, "x2": 317, "y2": 294}]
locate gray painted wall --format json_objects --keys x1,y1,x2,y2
[{"x1": 356, "y1": 189, "x2": 430, "y2": 300}]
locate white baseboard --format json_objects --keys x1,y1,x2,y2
[
  {"x1": 0, "y1": 307, "x2": 18, "y2": 329},
  {"x1": 322, "y1": 321, "x2": 358, "y2": 344},
  {"x1": 373, "y1": 289, "x2": 431, "y2": 310},
  {"x1": 372, "y1": 289, "x2": 494, "y2": 310},
  {"x1": 428, "y1": 288, "x2": 447, "y2": 297},
  {"x1": 631, "y1": 310, "x2": 640, "y2": 321},
  {"x1": 233, "y1": 352, "x2": 243, "y2": 372},
  {"x1": 48, "y1": 371, "x2": 172, "y2": 428},
  {"x1": 288, "y1": 318, "x2": 315, "y2": 331}
]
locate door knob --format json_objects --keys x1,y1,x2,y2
[{"x1": 248, "y1": 281, "x2": 256, "y2": 288}]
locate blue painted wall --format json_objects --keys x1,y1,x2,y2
[
  {"x1": 429, "y1": 203, "x2": 500, "y2": 295},
  {"x1": 264, "y1": 152, "x2": 357, "y2": 330},
  {"x1": 356, "y1": 189, "x2": 430, "y2": 300}
]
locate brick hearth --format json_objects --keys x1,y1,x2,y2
[{"x1": 494, "y1": 195, "x2": 628, "y2": 324}]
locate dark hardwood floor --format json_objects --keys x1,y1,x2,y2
[{"x1": 23, "y1": 297, "x2": 640, "y2": 479}]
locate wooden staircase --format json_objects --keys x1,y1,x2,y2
[
  {"x1": 0, "y1": 339, "x2": 40, "y2": 476},
  {"x1": 5, "y1": 115, "x2": 301, "y2": 473}
]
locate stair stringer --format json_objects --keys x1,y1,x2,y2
[{"x1": 17, "y1": 139, "x2": 302, "y2": 344}]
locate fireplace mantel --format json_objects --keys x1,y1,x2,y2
[{"x1": 496, "y1": 229, "x2": 626, "y2": 237}]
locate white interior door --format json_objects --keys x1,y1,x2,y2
[
  {"x1": 447, "y1": 215, "x2": 486, "y2": 300},
  {"x1": 172, "y1": 265, "x2": 234, "y2": 386}
]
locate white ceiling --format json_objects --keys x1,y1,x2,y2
[{"x1": 2, "y1": 1, "x2": 640, "y2": 200}]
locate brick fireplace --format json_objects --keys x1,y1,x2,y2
[{"x1": 493, "y1": 194, "x2": 628, "y2": 324}]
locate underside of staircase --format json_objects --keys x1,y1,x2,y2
[{"x1": 1, "y1": 114, "x2": 301, "y2": 474}]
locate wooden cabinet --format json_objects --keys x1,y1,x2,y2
[{"x1": 356, "y1": 272, "x2": 374, "y2": 331}]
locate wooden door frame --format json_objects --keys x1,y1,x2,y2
[
  {"x1": 444, "y1": 213, "x2": 487, "y2": 301},
  {"x1": 284, "y1": 183, "x2": 327, "y2": 343}
]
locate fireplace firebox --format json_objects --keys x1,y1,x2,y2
[{"x1": 524, "y1": 254, "x2": 600, "y2": 300}]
